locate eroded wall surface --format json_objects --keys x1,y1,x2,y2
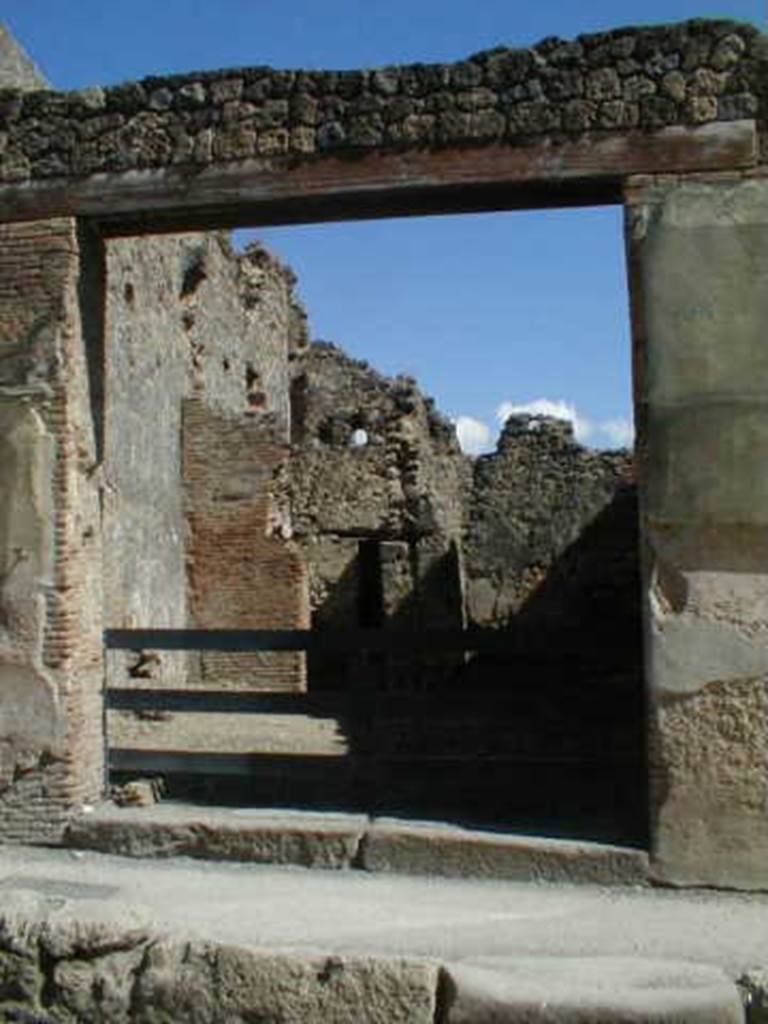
[
  {"x1": 289, "y1": 342, "x2": 467, "y2": 640},
  {"x1": 465, "y1": 414, "x2": 637, "y2": 632},
  {"x1": 104, "y1": 235, "x2": 309, "y2": 715},
  {"x1": 183, "y1": 398, "x2": 309, "y2": 692},
  {"x1": 627, "y1": 176, "x2": 768, "y2": 888},
  {"x1": 0, "y1": 218, "x2": 103, "y2": 840},
  {"x1": 285, "y1": 343, "x2": 643, "y2": 829}
]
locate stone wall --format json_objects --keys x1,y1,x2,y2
[
  {"x1": 0, "y1": 20, "x2": 764, "y2": 184},
  {"x1": 289, "y1": 343, "x2": 467, "y2": 695},
  {"x1": 465, "y1": 414, "x2": 637, "y2": 636},
  {"x1": 290, "y1": 342, "x2": 638, "y2": 647},
  {"x1": 288, "y1": 342, "x2": 640, "y2": 685},
  {"x1": 1, "y1": 17, "x2": 765, "y2": 886},
  {"x1": 0, "y1": 25, "x2": 46, "y2": 92},
  {"x1": 104, "y1": 234, "x2": 309, "y2": 709},
  {"x1": 285, "y1": 342, "x2": 643, "y2": 831},
  {"x1": 0, "y1": 80, "x2": 313, "y2": 839}
]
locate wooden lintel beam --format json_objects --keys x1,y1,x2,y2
[{"x1": 0, "y1": 121, "x2": 755, "y2": 233}]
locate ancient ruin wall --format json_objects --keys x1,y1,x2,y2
[
  {"x1": 289, "y1": 342, "x2": 468, "y2": 645},
  {"x1": 0, "y1": 22, "x2": 107, "y2": 843},
  {"x1": 104, "y1": 234, "x2": 309, "y2": 705},
  {"x1": 288, "y1": 343, "x2": 641, "y2": 690},
  {"x1": 0, "y1": 20, "x2": 314, "y2": 831},
  {"x1": 183, "y1": 398, "x2": 309, "y2": 692},
  {"x1": 465, "y1": 414, "x2": 637, "y2": 634},
  {"x1": 0, "y1": 217, "x2": 103, "y2": 840},
  {"x1": 0, "y1": 20, "x2": 764, "y2": 185}
]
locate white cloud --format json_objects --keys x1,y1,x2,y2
[
  {"x1": 496, "y1": 398, "x2": 593, "y2": 443},
  {"x1": 495, "y1": 398, "x2": 634, "y2": 450},
  {"x1": 454, "y1": 415, "x2": 494, "y2": 455},
  {"x1": 598, "y1": 417, "x2": 635, "y2": 448}
]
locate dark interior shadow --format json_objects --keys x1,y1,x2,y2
[{"x1": 148, "y1": 487, "x2": 646, "y2": 846}]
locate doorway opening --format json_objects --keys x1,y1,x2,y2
[{"x1": 103, "y1": 206, "x2": 645, "y2": 846}]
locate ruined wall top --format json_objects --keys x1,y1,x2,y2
[
  {"x1": 0, "y1": 19, "x2": 764, "y2": 185},
  {"x1": 0, "y1": 24, "x2": 47, "y2": 93}
]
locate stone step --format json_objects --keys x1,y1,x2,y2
[{"x1": 65, "y1": 803, "x2": 649, "y2": 885}]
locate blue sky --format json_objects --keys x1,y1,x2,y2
[{"x1": 5, "y1": 0, "x2": 764, "y2": 452}]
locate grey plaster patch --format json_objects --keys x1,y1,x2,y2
[
  {"x1": 650, "y1": 611, "x2": 768, "y2": 695},
  {"x1": 0, "y1": 665, "x2": 59, "y2": 748},
  {"x1": 650, "y1": 178, "x2": 768, "y2": 229},
  {"x1": 645, "y1": 402, "x2": 768, "y2": 526},
  {"x1": 0, "y1": 400, "x2": 55, "y2": 593}
]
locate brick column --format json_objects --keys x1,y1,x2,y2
[{"x1": 0, "y1": 217, "x2": 105, "y2": 841}]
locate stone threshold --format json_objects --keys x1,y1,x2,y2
[{"x1": 65, "y1": 802, "x2": 649, "y2": 885}]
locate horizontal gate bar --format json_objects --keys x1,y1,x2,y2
[
  {"x1": 109, "y1": 749, "x2": 351, "y2": 776},
  {"x1": 109, "y1": 748, "x2": 636, "y2": 777},
  {"x1": 104, "y1": 685, "x2": 636, "y2": 713},
  {"x1": 106, "y1": 689, "x2": 346, "y2": 715},
  {"x1": 104, "y1": 627, "x2": 603, "y2": 655}
]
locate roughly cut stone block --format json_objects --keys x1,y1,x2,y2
[
  {"x1": 361, "y1": 819, "x2": 649, "y2": 884},
  {"x1": 0, "y1": 892, "x2": 439, "y2": 1023},
  {"x1": 65, "y1": 803, "x2": 367, "y2": 869},
  {"x1": 442, "y1": 957, "x2": 745, "y2": 1023},
  {"x1": 131, "y1": 941, "x2": 439, "y2": 1024}
]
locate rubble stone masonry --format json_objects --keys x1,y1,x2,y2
[{"x1": 0, "y1": 20, "x2": 764, "y2": 181}]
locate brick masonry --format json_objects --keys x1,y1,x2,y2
[
  {"x1": 0, "y1": 216, "x2": 103, "y2": 840},
  {"x1": 183, "y1": 398, "x2": 308, "y2": 692}
]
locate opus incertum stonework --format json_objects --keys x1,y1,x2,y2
[{"x1": 0, "y1": 19, "x2": 766, "y2": 890}]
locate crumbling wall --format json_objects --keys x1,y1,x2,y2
[
  {"x1": 286, "y1": 342, "x2": 643, "y2": 829},
  {"x1": 290, "y1": 342, "x2": 467, "y2": 649},
  {"x1": 0, "y1": 36, "x2": 103, "y2": 842},
  {"x1": 289, "y1": 342, "x2": 641, "y2": 701},
  {"x1": 465, "y1": 413, "x2": 638, "y2": 638},
  {"x1": 290, "y1": 343, "x2": 639, "y2": 647},
  {"x1": 289, "y1": 342, "x2": 468, "y2": 694},
  {"x1": 0, "y1": 218, "x2": 103, "y2": 841},
  {"x1": 104, "y1": 234, "x2": 309, "y2": 700},
  {"x1": 183, "y1": 399, "x2": 309, "y2": 692}
]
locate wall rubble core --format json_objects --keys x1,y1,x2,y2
[
  {"x1": 0, "y1": 19, "x2": 764, "y2": 181},
  {"x1": 0, "y1": 17, "x2": 766, "y2": 892}
]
